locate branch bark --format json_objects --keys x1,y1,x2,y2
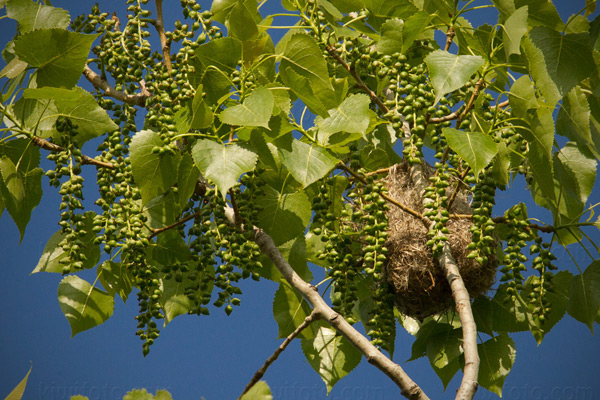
[
  {"x1": 30, "y1": 135, "x2": 115, "y2": 169},
  {"x1": 154, "y1": 0, "x2": 172, "y2": 72},
  {"x1": 82, "y1": 65, "x2": 149, "y2": 106},
  {"x1": 222, "y1": 207, "x2": 430, "y2": 400},
  {"x1": 238, "y1": 312, "x2": 318, "y2": 399}
]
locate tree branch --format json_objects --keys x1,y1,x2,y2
[
  {"x1": 30, "y1": 135, "x2": 115, "y2": 169},
  {"x1": 238, "y1": 312, "x2": 318, "y2": 399},
  {"x1": 444, "y1": 26, "x2": 456, "y2": 51},
  {"x1": 154, "y1": 0, "x2": 172, "y2": 72},
  {"x1": 83, "y1": 65, "x2": 149, "y2": 106},
  {"x1": 149, "y1": 210, "x2": 202, "y2": 238}
]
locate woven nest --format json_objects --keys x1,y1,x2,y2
[{"x1": 383, "y1": 162, "x2": 497, "y2": 320}]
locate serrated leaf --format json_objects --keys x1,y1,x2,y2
[
  {"x1": 477, "y1": 334, "x2": 516, "y2": 397},
  {"x1": 160, "y1": 268, "x2": 194, "y2": 325},
  {"x1": 522, "y1": 26, "x2": 595, "y2": 107},
  {"x1": 195, "y1": 36, "x2": 241, "y2": 74},
  {"x1": 426, "y1": 327, "x2": 463, "y2": 369},
  {"x1": 489, "y1": 284, "x2": 532, "y2": 333},
  {"x1": 0, "y1": 156, "x2": 43, "y2": 242},
  {"x1": 58, "y1": 275, "x2": 115, "y2": 337},
  {"x1": 443, "y1": 128, "x2": 498, "y2": 176},
  {"x1": 191, "y1": 139, "x2": 258, "y2": 197},
  {"x1": 503, "y1": 6, "x2": 528, "y2": 57},
  {"x1": 13, "y1": 29, "x2": 98, "y2": 88},
  {"x1": 151, "y1": 230, "x2": 191, "y2": 265},
  {"x1": 227, "y1": 0, "x2": 259, "y2": 40},
  {"x1": 273, "y1": 280, "x2": 315, "y2": 340},
  {"x1": 274, "y1": 137, "x2": 338, "y2": 188},
  {"x1": 363, "y1": 0, "x2": 419, "y2": 31},
  {"x1": 568, "y1": 260, "x2": 600, "y2": 332},
  {"x1": 4, "y1": 365, "x2": 31, "y2": 400},
  {"x1": 32, "y1": 212, "x2": 100, "y2": 273},
  {"x1": 376, "y1": 12, "x2": 432, "y2": 55},
  {"x1": 279, "y1": 67, "x2": 330, "y2": 118},
  {"x1": 425, "y1": 50, "x2": 485, "y2": 104},
  {"x1": 130, "y1": 130, "x2": 179, "y2": 205},
  {"x1": 508, "y1": 75, "x2": 538, "y2": 118},
  {"x1": 176, "y1": 153, "x2": 200, "y2": 207},
  {"x1": 409, "y1": 320, "x2": 458, "y2": 361},
  {"x1": 6, "y1": 0, "x2": 69, "y2": 32},
  {"x1": 22, "y1": 87, "x2": 118, "y2": 143},
  {"x1": 432, "y1": 357, "x2": 460, "y2": 390},
  {"x1": 97, "y1": 261, "x2": 132, "y2": 304},
  {"x1": 554, "y1": 142, "x2": 597, "y2": 218},
  {"x1": 143, "y1": 192, "x2": 182, "y2": 229},
  {"x1": 315, "y1": 94, "x2": 371, "y2": 142},
  {"x1": 256, "y1": 186, "x2": 311, "y2": 245},
  {"x1": 173, "y1": 85, "x2": 213, "y2": 133},
  {"x1": 557, "y1": 86, "x2": 600, "y2": 160},
  {"x1": 301, "y1": 326, "x2": 362, "y2": 393},
  {"x1": 220, "y1": 86, "x2": 274, "y2": 129},
  {"x1": 280, "y1": 34, "x2": 332, "y2": 92},
  {"x1": 239, "y1": 381, "x2": 272, "y2": 400}
]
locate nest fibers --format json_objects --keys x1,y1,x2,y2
[{"x1": 383, "y1": 162, "x2": 497, "y2": 320}]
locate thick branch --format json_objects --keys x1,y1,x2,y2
[
  {"x1": 83, "y1": 65, "x2": 149, "y2": 106},
  {"x1": 238, "y1": 312, "x2": 318, "y2": 399},
  {"x1": 154, "y1": 0, "x2": 172, "y2": 72},
  {"x1": 30, "y1": 136, "x2": 115, "y2": 169},
  {"x1": 408, "y1": 157, "x2": 479, "y2": 400},
  {"x1": 221, "y1": 207, "x2": 429, "y2": 400}
]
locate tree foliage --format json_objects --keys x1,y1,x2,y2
[{"x1": 1, "y1": 0, "x2": 599, "y2": 398}]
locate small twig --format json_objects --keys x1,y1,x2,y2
[
  {"x1": 83, "y1": 65, "x2": 149, "y2": 106},
  {"x1": 30, "y1": 136, "x2": 115, "y2": 169},
  {"x1": 444, "y1": 26, "x2": 456, "y2": 51},
  {"x1": 154, "y1": 0, "x2": 172, "y2": 72},
  {"x1": 229, "y1": 188, "x2": 243, "y2": 228},
  {"x1": 491, "y1": 216, "x2": 555, "y2": 233},
  {"x1": 238, "y1": 312, "x2": 318, "y2": 399},
  {"x1": 149, "y1": 210, "x2": 202, "y2": 238},
  {"x1": 337, "y1": 163, "x2": 423, "y2": 220},
  {"x1": 492, "y1": 100, "x2": 509, "y2": 110},
  {"x1": 455, "y1": 79, "x2": 485, "y2": 128},
  {"x1": 447, "y1": 167, "x2": 471, "y2": 211},
  {"x1": 366, "y1": 167, "x2": 392, "y2": 176},
  {"x1": 325, "y1": 46, "x2": 389, "y2": 114}
]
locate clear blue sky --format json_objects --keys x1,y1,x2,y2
[{"x1": 1, "y1": 1, "x2": 599, "y2": 399}]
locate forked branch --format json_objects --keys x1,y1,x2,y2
[{"x1": 83, "y1": 65, "x2": 149, "y2": 106}]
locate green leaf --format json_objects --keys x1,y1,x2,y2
[
  {"x1": 280, "y1": 34, "x2": 333, "y2": 92},
  {"x1": 502, "y1": 6, "x2": 528, "y2": 57},
  {"x1": 227, "y1": 0, "x2": 259, "y2": 40},
  {"x1": 13, "y1": 29, "x2": 98, "y2": 88},
  {"x1": 0, "y1": 155, "x2": 43, "y2": 242},
  {"x1": 57, "y1": 275, "x2": 115, "y2": 337},
  {"x1": 477, "y1": 334, "x2": 516, "y2": 397},
  {"x1": 274, "y1": 136, "x2": 338, "y2": 188},
  {"x1": 508, "y1": 75, "x2": 538, "y2": 118},
  {"x1": 301, "y1": 326, "x2": 362, "y2": 393},
  {"x1": 173, "y1": 85, "x2": 214, "y2": 133},
  {"x1": 176, "y1": 153, "x2": 200, "y2": 207},
  {"x1": 150, "y1": 230, "x2": 191, "y2": 265},
  {"x1": 98, "y1": 261, "x2": 133, "y2": 303},
  {"x1": 130, "y1": 130, "x2": 179, "y2": 205},
  {"x1": 554, "y1": 142, "x2": 597, "y2": 217},
  {"x1": 487, "y1": 284, "x2": 531, "y2": 333},
  {"x1": 522, "y1": 26, "x2": 595, "y2": 106},
  {"x1": 143, "y1": 192, "x2": 182, "y2": 229},
  {"x1": 442, "y1": 128, "x2": 498, "y2": 177},
  {"x1": 432, "y1": 358, "x2": 460, "y2": 390},
  {"x1": 220, "y1": 86, "x2": 274, "y2": 129},
  {"x1": 4, "y1": 365, "x2": 32, "y2": 400},
  {"x1": 70, "y1": 396, "x2": 89, "y2": 400},
  {"x1": 567, "y1": 260, "x2": 600, "y2": 332},
  {"x1": 123, "y1": 389, "x2": 158, "y2": 400},
  {"x1": 195, "y1": 37, "x2": 241, "y2": 74},
  {"x1": 363, "y1": 0, "x2": 419, "y2": 31},
  {"x1": 160, "y1": 267, "x2": 194, "y2": 325},
  {"x1": 426, "y1": 326, "x2": 463, "y2": 369},
  {"x1": 376, "y1": 12, "x2": 432, "y2": 55},
  {"x1": 239, "y1": 381, "x2": 272, "y2": 400},
  {"x1": 315, "y1": 94, "x2": 371, "y2": 141},
  {"x1": 424, "y1": 50, "x2": 485, "y2": 104},
  {"x1": 279, "y1": 67, "x2": 330, "y2": 118},
  {"x1": 6, "y1": 0, "x2": 69, "y2": 32},
  {"x1": 191, "y1": 139, "x2": 258, "y2": 197},
  {"x1": 32, "y1": 212, "x2": 100, "y2": 273},
  {"x1": 557, "y1": 86, "x2": 600, "y2": 160},
  {"x1": 256, "y1": 185, "x2": 312, "y2": 245},
  {"x1": 0, "y1": 56, "x2": 28, "y2": 79},
  {"x1": 273, "y1": 280, "x2": 315, "y2": 340},
  {"x1": 22, "y1": 87, "x2": 118, "y2": 144},
  {"x1": 409, "y1": 320, "x2": 458, "y2": 361}
]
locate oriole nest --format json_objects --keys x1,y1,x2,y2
[{"x1": 383, "y1": 162, "x2": 497, "y2": 320}]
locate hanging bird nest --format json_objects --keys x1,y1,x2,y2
[{"x1": 382, "y1": 162, "x2": 497, "y2": 320}]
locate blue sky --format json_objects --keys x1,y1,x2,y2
[{"x1": 1, "y1": 1, "x2": 599, "y2": 399}]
